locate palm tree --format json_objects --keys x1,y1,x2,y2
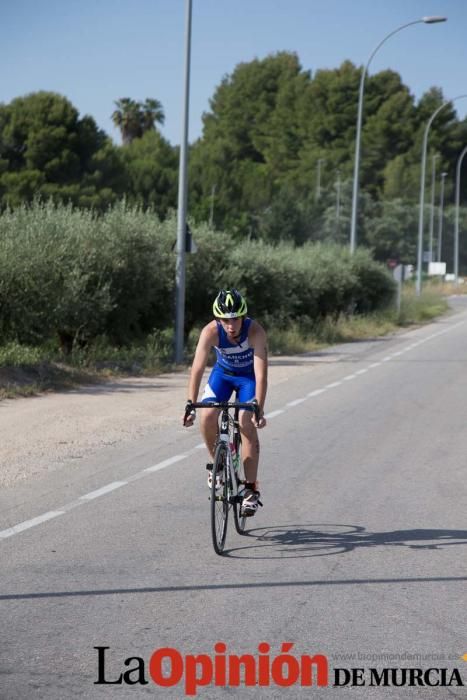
[
  {"x1": 141, "y1": 98, "x2": 165, "y2": 133},
  {"x1": 111, "y1": 98, "x2": 141, "y2": 145},
  {"x1": 111, "y1": 98, "x2": 165, "y2": 145}
]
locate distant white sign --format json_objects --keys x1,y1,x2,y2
[{"x1": 428, "y1": 262, "x2": 446, "y2": 276}]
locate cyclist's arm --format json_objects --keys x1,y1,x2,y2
[
  {"x1": 251, "y1": 322, "x2": 268, "y2": 420},
  {"x1": 187, "y1": 321, "x2": 217, "y2": 402}
]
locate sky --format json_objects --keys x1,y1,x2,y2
[{"x1": 1, "y1": 0, "x2": 466, "y2": 146}]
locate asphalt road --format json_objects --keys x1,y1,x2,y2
[{"x1": 1, "y1": 299, "x2": 467, "y2": 699}]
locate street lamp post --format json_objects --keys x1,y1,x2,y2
[
  {"x1": 429, "y1": 154, "x2": 439, "y2": 263},
  {"x1": 350, "y1": 16, "x2": 447, "y2": 254},
  {"x1": 209, "y1": 183, "x2": 216, "y2": 228},
  {"x1": 416, "y1": 93, "x2": 467, "y2": 295},
  {"x1": 175, "y1": 0, "x2": 193, "y2": 363},
  {"x1": 316, "y1": 159, "x2": 325, "y2": 201},
  {"x1": 454, "y1": 145, "x2": 467, "y2": 284},
  {"x1": 335, "y1": 169, "x2": 341, "y2": 237},
  {"x1": 436, "y1": 171, "x2": 448, "y2": 262}
]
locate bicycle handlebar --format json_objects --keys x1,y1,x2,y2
[{"x1": 184, "y1": 399, "x2": 261, "y2": 424}]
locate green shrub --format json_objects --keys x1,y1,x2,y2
[
  {"x1": 0, "y1": 200, "x2": 397, "y2": 350},
  {"x1": 0, "y1": 200, "x2": 174, "y2": 348},
  {"x1": 350, "y1": 249, "x2": 396, "y2": 314}
]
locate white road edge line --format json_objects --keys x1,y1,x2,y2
[
  {"x1": 286, "y1": 398, "x2": 307, "y2": 407},
  {"x1": 308, "y1": 389, "x2": 326, "y2": 397},
  {"x1": 144, "y1": 454, "x2": 188, "y2": 473},
  {"x1": 265, "y1": 409, "x2": 285, "y2": 419},
  {"x1": 79, "y1": 481, "x2": 128, "y2": 500},
  {"x1": 0, "y1": 511, "x2": 65, "y2": 539}
]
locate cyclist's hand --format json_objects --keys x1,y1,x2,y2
[
  {"x1": 253, "y1": 414, "x2": 267, "y2": 429},
  {"x1": 252, "y1": 400, "x2": 266, "y2": 428},
  {"x1": 183, "y1": 401, "x2": 196, "y2": 427}
]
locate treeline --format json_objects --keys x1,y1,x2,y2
[
  {"x1": 0, "y1": 92, "x2": 177, "y2": 217},
  {"x1": 1, "y1": 52, "x2": 467, "y2": 267},
  {"x1": 0, "y1": 202, "x2": 395, "y2": 350}
]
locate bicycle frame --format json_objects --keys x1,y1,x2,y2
[
  {"x1": 188, "y1": 398, "x2": 258, "y2": 466},
  {"x1": 218, "y1": 405, "x2": 241, "y2": 502}
]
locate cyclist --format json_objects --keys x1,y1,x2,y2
[{"x1": 183, "y1": 289, "x2": 268, "y2": 516}]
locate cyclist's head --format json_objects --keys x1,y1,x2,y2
[{"x1": 212, "y1": 289, "x2": 247, "y2": 319}]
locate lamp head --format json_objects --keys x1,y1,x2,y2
[{"x1": 422, "y1": 16, "x2": 447, "y2": 23}]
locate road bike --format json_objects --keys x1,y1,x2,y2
[{"x1": 184, "y1": 399, "x2": 261, "y2": 555}]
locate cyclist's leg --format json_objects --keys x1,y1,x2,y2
[
  {"x1": 200, "y1": 366, "x2": 234, "y2": 459},
  {"x1": 236, "y1": 375, "x2": 259, "y2": 484},
  {"x1": 199, "y1": 407, "x2": 219, "y2": 461}
]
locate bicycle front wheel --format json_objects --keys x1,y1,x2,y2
[
  {"x1": 233, "y1": 434, "x2": 247, "y2": 535},
  {"x1": 211, "y1": 442, "x2": 229, "y2": 555}
]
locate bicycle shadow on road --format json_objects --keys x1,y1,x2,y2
[{"x1": 224, "y1": 523, "x2": 467, "y2": 559}]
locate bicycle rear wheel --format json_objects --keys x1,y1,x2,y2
[
  {"x1": 232, "y1": 432, "x2": 247, "y2": 534},
  {"x1": 211, "y1": 442, "x2": 229, "y2": 554}
]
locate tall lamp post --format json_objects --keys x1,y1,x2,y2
[
  {"x1": 350, "y1": 16, "x2": 447, "y2": 254},
  {"x1": 335, "y1": 169, "x2": 341, "y2": 237},
  {"x1": 416, "y1": 93, "x2": 467, "y2": 295},
  {"x1": 436, "y1": 171, "x2": 448, "y2": 262},
  {"x1": 454, "y1": 145, "x2": 467, "y2": 284},
  {"x1": 316, "y1": 159, "x2": 325, "y2": 201},
  {"x1": 429, "y1": 154, "x2": 439, "y2": 263},
  {"x1": 209, "y1": 183, "x2": 217, "y2": 228},
  {"x1": 175, "y1": 0, "x2": 193, "y2": 363}
]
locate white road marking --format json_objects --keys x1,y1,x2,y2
[
  {"x1": 144, "y1": 454, "x2": 188, "y2": 472},
  {"x1": 79, "y1": 481, "x2": 127, "y2": 500},
  {"x1": 265, "y1": 409, "x2": 285, "y2": 419},
  {"x1": 286, "y1": 398, "x2": 307, "y2": 407},
  {"x1": 0, "y1": 511, "x2": 65, "y2": 539}
]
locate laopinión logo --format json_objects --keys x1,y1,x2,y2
[
  {"x1": 94, "y1": 643, "x2": 328, "y2": 694},
  {"x1": 94, "y1": 644, "x2": 466, "y2": 695}
]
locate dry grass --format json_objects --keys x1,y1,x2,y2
[{"x1": 268, "y1": 284, "x2": 449, "y2": 355}]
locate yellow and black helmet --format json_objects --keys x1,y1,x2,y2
[{"x1": 213, "y1": 289, "x2": 247, "y2": 318}]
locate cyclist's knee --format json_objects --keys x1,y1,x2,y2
[
  {"x1": 240, "y1": 417, "x2": 257, "y2": 440},
  {"x1": 200, "y1": 407, "x2": 219, "y2": 429}
]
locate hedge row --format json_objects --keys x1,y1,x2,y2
[{"x1": 0, "y1": 201, "x2": 395, "y2": 348}]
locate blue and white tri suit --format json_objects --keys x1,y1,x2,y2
[{"x1": 202, "y1": 317, "x2": 256, "y2": 404}]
